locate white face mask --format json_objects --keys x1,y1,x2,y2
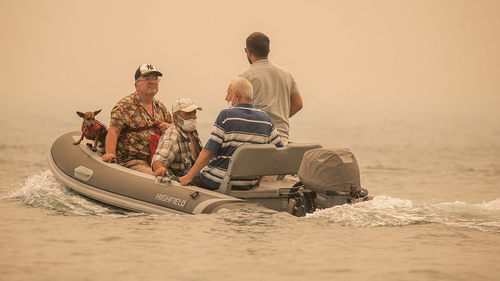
[
  {"x1": 227, "y1": 94, "x2": 236, "y2": 109},
  {"x1": 177, "y1": 115, "x2": 197, "y2": 132}
]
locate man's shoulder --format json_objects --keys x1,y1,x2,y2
[
  {"x1": 240, "y1": 59, "x2": 292, "y2": 79},
  {"x1": 115, "y1": 92, "x2": 139, "y2": 107},
  {"x1": 124, "y1": 92, "x2": 140, "y2": 101},
  {"x1": 221, "y1": 105, "x2": 273, "y2": 123},
  {"x1": 162, "y1": 125, "x2": 182, "y2": 140},
  {"x1": 242, "y1": 106, "x2": 275, "y2": 124},
  {"x1": 252, "y1": 108, "x2": 274, "y2": 122},
  {"x1": 219, "y1": 105, "x2": 256, "y2": 115},
  {"x1": 240, "y1": 59, "x2": 270, "y2": 73},
  {"x1": 217, "y1": 107, "x2": 236, "y2": 118},
  {"x1": 111, "y1": 94, "x2": 137, "y2": 118},
  {"x1": 265, "y1": 60, "x2": 292, "y2": 74}
]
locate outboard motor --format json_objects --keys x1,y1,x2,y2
[
  {"x1": 285, "y1": 184, "x2": 317, "y2": 217},
  {"x1": 285, "y1": 148, "x2": 370, "y2": 217}
]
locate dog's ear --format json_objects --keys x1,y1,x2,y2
[
  {"x1": 76, "y1": 111, "x2": 85, "y2": 118},
  {"x1": 94, "y1": 109, "x2": 102, "y2": 116}
]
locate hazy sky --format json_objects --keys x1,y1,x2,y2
[{"x1": 1, "y1": 0, "x2": 499, "y2": 133}]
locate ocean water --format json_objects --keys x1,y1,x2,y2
[
  {"x1": 2, "y1": 1, "x2": 500, "y2": 280},
  {"x1": 1, "y1": 113, "x2": 499, "y2": 281}
]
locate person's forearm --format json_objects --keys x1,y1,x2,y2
[
  {"x1": 184, "y1": 149, "x2": 214, "y2": 180},
  {"x1": 105, "y1": 127, "x2": 120, "y2": 154},
  {"x1": 152, "y1": 160, "x2": 168, "y2": 176},
  {"x1": 152, "y1": 161, "x2": 165, "y2": 172},
  {"x1": 289, "y1": 93, "x2": 303, "y2": 117}
]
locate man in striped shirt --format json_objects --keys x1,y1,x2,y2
[{"x1": 179, "y1": 77, "x2": 283, "y2": 191}]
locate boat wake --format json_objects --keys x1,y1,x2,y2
[
  {"x1": 4, "y1": 170, "x2": 139, "y2": 217},
  {"x1": 307, "y1": 195, "x2": 500, "y2": 232},
  {"x1": 4, "y1": 171, "x2": 500, "y2": 233}
]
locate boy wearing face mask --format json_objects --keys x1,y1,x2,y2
[{"x1": 151, "y1": 99, "x2": 203, "y2": 178}]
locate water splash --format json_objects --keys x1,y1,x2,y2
[
  {"x1": 420, "y1": 199, "x2": 500, "y2": 232},
  {"x1": 3, "y1": 170, "x2": 140, "y2": 217},
  {"x1": 5, "y1": 172, "x2": 500, "y2": 233},
  {"x1": 307, "y1": 195, "x2": 500, "y2": 232},
  {"x1": 307, "y1": 196, "x2": 425, "y2": 227}
]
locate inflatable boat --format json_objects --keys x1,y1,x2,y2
[{"x1": 48, "y1": 132, "x2": 370, "y2": 216}]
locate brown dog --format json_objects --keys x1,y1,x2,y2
[{"x1": 73, "y1": 110, "x2": 108, "y2": 152}]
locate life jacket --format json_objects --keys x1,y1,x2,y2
[{"x1": 81, "y1": 120, "x2": 105, "y2": 140}]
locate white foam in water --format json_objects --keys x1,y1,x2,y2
[
  {"x1": 4, "y1": 170, "x2": 138, "y2": 217},
  {"x1": 306, "y1": 195, "x2": 425, "y2": 227},
  {"x1": 307, "y1": 195, "x2": 500, "y2": 232},
  {"x1": 482, "y1": 198, "x2": 500, "y2": 211},
  {"x1": 420, "y1": 199, "x2": 500, "y2": 232},
  {"x1": 6, "y1": 172, "x2": 500, "y2": 232}
]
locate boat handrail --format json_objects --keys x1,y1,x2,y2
[{"x1": 218, "y1": 142, "x2": 322, "y2": 194}]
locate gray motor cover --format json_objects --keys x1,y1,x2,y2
[{"x1": 298, "y1": 148, "x2": 362, "y2": 195}]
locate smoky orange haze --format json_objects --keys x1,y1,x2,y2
[{"x1": 1, "y1": 0, "x2": 499, "y2": 139}]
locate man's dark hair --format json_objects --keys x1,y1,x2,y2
[{"x1": 246, "y1": 32, "x2": 270, "y2": 58}]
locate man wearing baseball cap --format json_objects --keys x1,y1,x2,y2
[
  {"x1": 152, "y1": 99, "x2": 203, "y2": 178},
  {"x1": 103, "y1": 64, "x2": 172, "y2": 175},
  {"x1": 134, "y1": 63, "x2": 163, "y2": 80}
]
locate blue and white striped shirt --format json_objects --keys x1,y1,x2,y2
[{"x1": 200, "y1": 103, "x2": 283, "y2": 190}]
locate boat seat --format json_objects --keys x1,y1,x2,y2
[{"x1": 218, "y1": 142, "x2": 322, "y2": 195}]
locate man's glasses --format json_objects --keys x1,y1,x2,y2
[{"x1": 137, "y1": 76, "x2": 161, "y2": 82}]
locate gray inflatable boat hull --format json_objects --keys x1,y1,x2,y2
[{"x1": 48, "y1": 132, "x2": 258, "y2": 215}]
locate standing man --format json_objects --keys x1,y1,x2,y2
[
  {"x1": 151, "y1": 99, "x2": 203, "y2": 178},
  {"x1": 103, "y1": 64, "x2": 172, "y2": 175},
  {"x1": 179, "y1": 77, "x2": 283, "y2": 190},
  {"x1": 239, "y1": 32, "x2": 303, "y2": 144}
]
